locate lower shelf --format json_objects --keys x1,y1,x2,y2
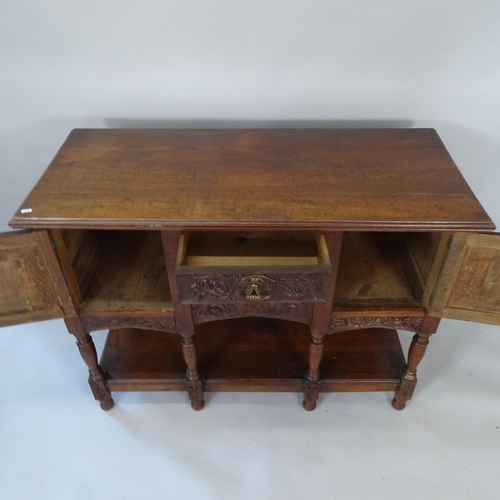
[{"x1": 100, "y1": 318, "x2": 406, "y2": 393}]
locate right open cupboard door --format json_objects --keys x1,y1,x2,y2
[{"x1": 428, "y1": 232, "x2": 500, "y2": 326}]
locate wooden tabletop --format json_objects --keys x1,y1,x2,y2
[{"x1": 9, "y1": 128, "x2": 494, "y2": 231}]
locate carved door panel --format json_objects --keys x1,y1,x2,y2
[
  {"x1": 428, "y1": 232, "x2": 500, "y2": 325},
  {"x1": 0, "y1": 230, "x2": 75, "y2": 328}
]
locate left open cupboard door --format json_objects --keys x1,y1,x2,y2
[{"x1": 0, "y1": 230, "x2": 75, "y2": 328}]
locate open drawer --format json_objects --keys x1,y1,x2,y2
[{"x1": 175, "y1": 231, "x2": 332, "y2": 304}]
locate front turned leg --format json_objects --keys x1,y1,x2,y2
[
  {"x1": 301, "y1": 256, "x2": 342, "y2": 412},
  {"x1": 303, "y1": 335, "x2": 324, "y2": 411},
  {"x1": 161, "y1": 232, "x2": 205, "y2": 410},
  {"x1": 392, "y1": 316, "x2": 440, "y2": 410},
  {"x1": 181, "y1": 335, "x2": 205, "y2": 411},
  {"x1": 75, "y1": 333, "x2": 114, "y2": 411},
  {"x1": 65, "y1": 318, "x2": 114, "y2": 410}
]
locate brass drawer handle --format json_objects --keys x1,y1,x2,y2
[{"x1": 246, "y1": 278, "x2": 262, "y2": 300}]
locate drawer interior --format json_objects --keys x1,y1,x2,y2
[{"x1": 178, "y1": 231, "x2": 330, "y2": 268}]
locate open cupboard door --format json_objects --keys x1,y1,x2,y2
[
  {"x1": 0, "y1": 230, "x2": 75, "y2": 328},
  {"x1": 428, "y1": 232, "x2": 500, "y2": 326}
]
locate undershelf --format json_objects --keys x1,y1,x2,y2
[{"x1": 100, "y1": 318, "x2": 406, "y2": 393}]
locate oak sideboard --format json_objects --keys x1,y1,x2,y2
[{"x1": 1, "y1": 128, "x2": 498, "y2": 411}]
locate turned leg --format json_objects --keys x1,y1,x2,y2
[
  {"x1": 303, "y1": 301, "x2": 335, "y2": 411},
  {"x1": 181, "y1": 334, "x2": 204, "y2": 411},
  {"x1": 302, "y1": 233, "x2": 343, "y2": 411},
  {"x1": 303, "y1": 335, "x2": 323, "y2": 411},
  {"x1": 76, "y1": 333, "x2": 115, "y2": 410},
  {"x1": 175, "y1": 305, "x2": 204, "y2": 411},
  {"x1": 392, "y1": 316, "x2": 440, "y2": 410},
  {"x1": 161, "y1": 231, "x2": 205, "y2": 410},
  {"x1": 65, "y1": 319, "x2": 114, "y2": 410}
]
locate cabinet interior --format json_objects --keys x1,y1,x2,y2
[
  {"x1": 61, "y1": 230, "x2": 172, "y2": 313},
  {"x1": 334, "y1": 231, "x2": 446, "y2": 311},
  {"x1": 59, "y1": 229, "x2": 447, "y2": 315}
]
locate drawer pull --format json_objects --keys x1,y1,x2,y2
[{"x1": 246, "y1": 278, "x2": 262, "y2": 300}]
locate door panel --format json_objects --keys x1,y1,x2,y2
[
  {"x1": 0, "y1": 230, "x2": 69, "y2": 327},
  {"x1": 429, "y1": 232, "x2": 500, "y2": 326}
]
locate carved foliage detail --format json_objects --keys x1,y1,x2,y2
[
  {"x1": 304, "y1": 377, "x2": 321, "y2": 406},
  {"x1": 88, "y1": 372, "x2": 113, "y2": 403},
  {"x1": 186, "y1": 379, "x2": 204, "y2": 402},
  {"x1": 329, "y1": 316, "x2": 424, "y2": 333},
  {"x1": 186, "y1": 274, "x2": 324, "y2": 303},
  {"x1": 186, "y1": 369, "x2": 204, "y2": 407},
  {"x1": 192, "y1": 302, "x2": 313, "y2": 325},
  {"x1": 394, "y1": 373, "x2": 417, "y2": 404}
]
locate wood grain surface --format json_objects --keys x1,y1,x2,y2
[{"x1": 9, "y1": 128, "x2": 494, "y2": 231}]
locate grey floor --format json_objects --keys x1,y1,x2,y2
[{"x1": 0, "y1": 318, "x2": 499, "y2": 499}]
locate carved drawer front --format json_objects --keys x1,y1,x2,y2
[{"x1": 175, "y1": 231, "x2": 332, "y2": 304}]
